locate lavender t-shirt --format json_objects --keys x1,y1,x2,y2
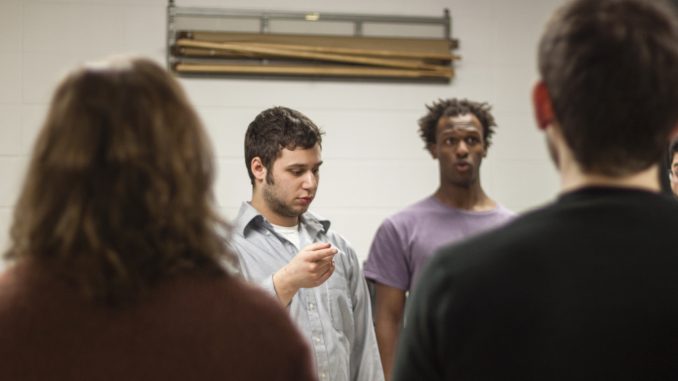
[{"x1": 363, "y1": 195, "x2": 515, "y2": 291}]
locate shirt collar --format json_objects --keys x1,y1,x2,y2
[{"x1": 234, "y1": 201, "x2": 331, "y2": 237}]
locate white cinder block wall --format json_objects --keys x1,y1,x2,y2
[{"x1": 0, "y1": 0, "x2": 564, "y2": 265}]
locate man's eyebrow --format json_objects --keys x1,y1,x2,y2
[
  {"x1": 285, "y1": 161, "x2": 323, "y2": 169},
  {"x1": 440, "y1": 126, "x2": 481, "y2": 133},
  {"x1": 444, "y1": 121, "x2": 476, "y2": 127}
]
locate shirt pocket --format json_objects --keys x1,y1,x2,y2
[{"x1": 326, "y1": 272, "x2": 355, "y2": 335}]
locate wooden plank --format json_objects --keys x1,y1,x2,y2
[
  {"x1": 175, "y1": 62, "x2": 453, "y2": 79},
  {"x1": 213, "y1": 41, "x2": 456, "y2": 61},
  {"x1": 175, "y1": 46, "x2": 446, "y2": 66},
  {"x1": 176, "y1": 39, "x2": 453, "y2": 74},
  {"x1": 183, "y1": 31, "x2": 454, "y2": 59},
  {"x1": 175, "y1": 47, "x2": 261, "y2": 59}
]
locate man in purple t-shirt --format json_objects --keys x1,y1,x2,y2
[{"x1": 363, "y1": 98, "x2": 515, "y2": 380}]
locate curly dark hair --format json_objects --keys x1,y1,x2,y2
[
  {"x1": 418, "y1": 98, "x2": 497, "y2": 149},
  {"x1": 245, "y1": 106, "x2": 324, "y2": 185},
  {"x1": 5, "y1": 57, "x2": 232, "y2": 306}
]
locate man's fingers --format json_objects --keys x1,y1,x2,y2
[
  {"x1": 310, "y1": 258, "x2": 332, "y2": 273},
  {"x1": 316, "y1": 262, "x2": 335, "y2": 284},
  {"x1": 309, "y1": 247, "x2": 338, "y2": 262},
  {"x1": 302, "y1": 242, "x2": 332, "y2": 251}
]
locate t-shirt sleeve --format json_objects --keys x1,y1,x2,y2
[{"x1": 363, "y1": 218, "x2": 411, "y2": 291}]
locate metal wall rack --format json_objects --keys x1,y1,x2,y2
[{"x1": 166, "y1": 1, "x2": 458, "y2": 81}]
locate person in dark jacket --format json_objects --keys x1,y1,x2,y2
[{"x1": 393, "y1": 0, "x2": 678, "y2": 380}]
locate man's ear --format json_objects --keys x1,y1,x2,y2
[
  {"x1": 533, "y1": 80, "x2": 555, "y2": 131},
  {"x1": 426, "y1": 143, "x2": 438, "y2": 159},
  {"x1": 250, "y1": 157, "x2": 267, "y2": 183}
]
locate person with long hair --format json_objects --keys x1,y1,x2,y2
[{"x1": 0, "y1": 57, "x2": 315, "y2": 381}]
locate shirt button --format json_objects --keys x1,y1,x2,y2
[
  {"x1": 320, "y1": 372, "x2": 327, "y2": 380},
  {"x1": 308, "y1": 302, "x2": 315, "y2": 310},
  {"x1": 314, "y1": 335, "x2": 321, "y2": 343}
]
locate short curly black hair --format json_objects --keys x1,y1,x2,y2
[{"x1": 418, "y1": 98, "x2": 497, "y2": 149}]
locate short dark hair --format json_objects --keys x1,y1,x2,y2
[
  {"x1": 418, "y1": 98, "x2": 497, "y2": 149},
  {"x1": 539, "y1": 0, "x2": 678, "y2": 176},
  {"x1": 6, "y1": 57, "x2": 231, "y2": 305},
  {"x1": 244, "y1": 106, "x2": 324, "y2": 185}
]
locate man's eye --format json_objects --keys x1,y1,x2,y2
[{"x1": 465, "y1": 137, "x2": 480, "y2": 145}]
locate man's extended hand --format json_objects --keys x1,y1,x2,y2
[{"x1": 272, "y1": 242, "x2": 337, "y2": 306}]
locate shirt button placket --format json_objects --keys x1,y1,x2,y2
[{"x1": 306, "y1": 291, "x2": 328, "y2": 380}]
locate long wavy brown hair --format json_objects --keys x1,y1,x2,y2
[{"x1": 5, "y1": 57, "x2": 233, "y2": 305}]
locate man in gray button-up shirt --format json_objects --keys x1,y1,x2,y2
[{"x1": 230, "y1": 106, "x2": 384, "y2": 381}]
